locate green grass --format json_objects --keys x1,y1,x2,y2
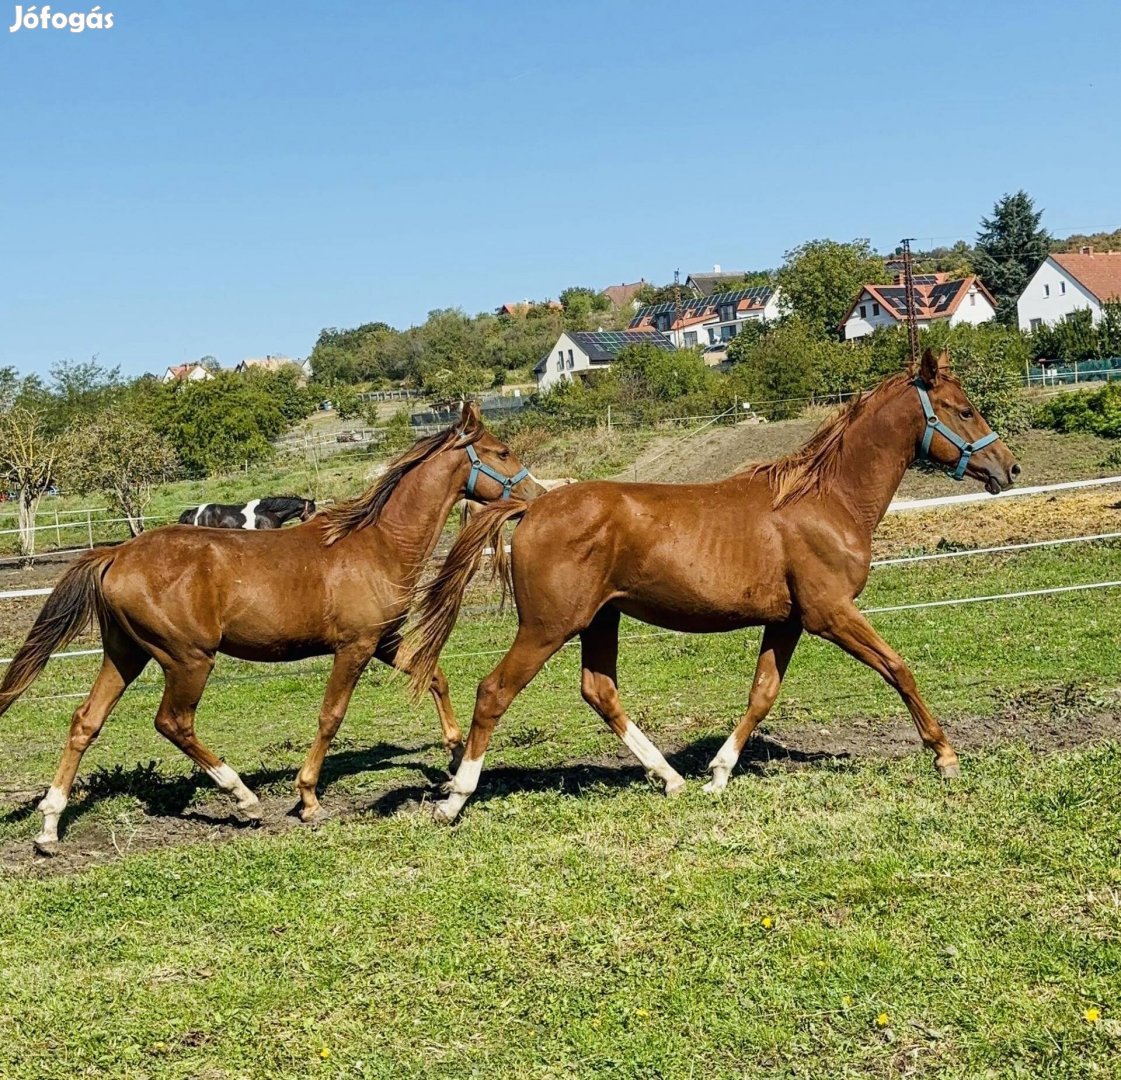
[{"x1": 0, "y1": 544, "x2": 1119, "y2": 1077}]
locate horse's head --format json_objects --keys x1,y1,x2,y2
[
  {"x1": 455, "y1": 401, "x2": 545, "y2": 503},
  {"x1": 912, "y1": 348, "x2": 1020, "y2": 494}
]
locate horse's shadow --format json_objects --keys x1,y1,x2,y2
[
  {"x1": 0, "y1": 741, "x2": 446, "y2": 840},
  {"x1": 1, "y1": 731, "x2": 838, "y2": 842},
  {"x1": 366, "y1": 732, "x2": 838, "y2": 817}
]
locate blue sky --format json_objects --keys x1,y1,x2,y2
[{"x1": 2, "y1": 0, "x2": 1119, "y2": 377}]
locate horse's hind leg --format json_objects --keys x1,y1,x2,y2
[
  {"x1": 434, "y1": 625, "x2": 563, "y2": 824},
  {"x1": 704, "y1": 619, "x2": 802, "y2": 794},
  {"x1": 153, "y1": 656, "x2": 261, "y2": 818},
  {"x1": 295, "y1": 646, "x2": 372, "y2": 822},
  {"x1": 35, "y1": 625, "x2": 149, "y2": 855},
  {"x1": 580, "y1": 607, "x2": 685, "y2": 796}
]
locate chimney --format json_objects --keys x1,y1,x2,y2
[
  {"x1": 713, "y1": 263, "x2": 721, "y2": 273},
  {"x1": 1081, "y1": 245, "x2": 1093, "y2": 255}
]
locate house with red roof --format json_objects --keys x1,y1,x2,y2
[
  {"x1": 629, "y1": 286, "x2": 782, "y2": 350},
  {"x1": 161, "y1": 362, "x2": 214, "y2": 384},
  {"x1": 840, "y1": 274, "x2": 996, "y2": 341},
  {"x1": 1016, "y1": 248, "x2": 1121, "y2": 332}
]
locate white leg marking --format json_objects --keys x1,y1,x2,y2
[
  {"x1": 703, "y1": 733, "x2": 741, "y2": 794},
  {"x1": 621, "y1": 721, "x2": 685, "y2": 794},
  {"x1": 192, "y1": 505, "x2": 205, "y2": 525},
  {"x1": 435, "y1": 755, "x2": 484, "y2": 822},
  {"x1": 240, "y1": 499, "x2": 261, "y2": 531},
  {"x1": 36, "y1": 785, "x2": 68, "y2": 846},
  {"x1": 205, "y1": 762, "x2": 259, "y2": 812}
]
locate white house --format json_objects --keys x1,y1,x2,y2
[
  {"x1": 162, "y1": 362, "x2": 214, "y2": 384},
  {"x1": 535, "y1": 330, "x2": 674, "y2": 391},
  {"x1": 1016, "y1": 249, "x2": 1121, "y2": 332},
  {"x1": 840, "y1": 275, "x2": 996, "y2": 341},
  {"x1": 629, "y1": 286, "x2": 783, "y2": 350}
]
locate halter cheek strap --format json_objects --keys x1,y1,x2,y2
[
  {"x1": 465, "y1": 443, "x2": 530, "y2": 500},
  {"x1": 914, "y1": 378, "x2": 999, "y2": 481}
]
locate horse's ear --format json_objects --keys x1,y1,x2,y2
[
  {"x1": 919, "y1": 347, "x2": 949, "y2": 385},
  {"x1": 460, "y1": 400, "x2": 483, "y2": 431}
]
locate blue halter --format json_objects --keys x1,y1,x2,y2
[
  {"x1": 464, "y1": 443, "x2": 530, "y2": 500},
  {"x1": 914, "y1": 378, "x2": 999, "y2": 481}
]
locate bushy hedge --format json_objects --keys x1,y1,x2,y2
[{"x1": 1036, "y1": 383, "x2": 1121, "y2": 439}]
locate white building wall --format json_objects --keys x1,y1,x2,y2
[
  {"x1": 537, "y1": 332, "x2": 592, "y2": 391},
  {"x1": 1016, "y1": 258, "x2": 1101, "y2": 332},
  {"x1": 843, "y1": 291, "x2": 900, "y2": 340},
  {"x1": 949, "y1": 284, "x2": 996, "y2": 326}
]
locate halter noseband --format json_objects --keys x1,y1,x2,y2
[
  {"x1": 464, "y1": 443, "x2": 529, "y2": 500},
  {"x1": 913, "y1": 378, "x2": 998, "y2": 482}
]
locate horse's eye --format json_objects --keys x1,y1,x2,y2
[
  {"x1": 498, "y1": 449, "x2": 510, "y2": 460},
  {"x1": 960, "y1": 409, "x2": 974, "y2": 420}
]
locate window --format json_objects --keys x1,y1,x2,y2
[
  {"x1": 654, "y1": 312, "x2": 671, "y2": 332},
  {"x1": 859, "y1": 305, "x2": 867, "y2": 319},
  {"x1": 872, "y1": 302, "x2": 880, "y2": 316},
  {"x1": 684, "y1": 331, "x2": 697, "y2": 348},
  {"x1": 720, "y1": 324, "x2": 735, "y2": 342},
  {"x1": 1030, "y1": 318, "x2": 1042, "y2": 332},
  {"x1": 1061, "y1": 281, "x2": 1067, "y2": 295},
  {"x1": 969, "y1": 292, "x2": 976, "y2": 307},
  {"x1": 719, "y1": 303, "x2": 735, "y2": 323},
  {"x1": 555, "y1": 356, "x2": 563, "y2": 372},
  {"x1": 1044, "y1": 284, "x2": 1050, "y2": 297},
  {"x1": 708, "y1": 328, "x2": 718, "y2": 344},
  {"x1": 567, "y1": 349, "x2": 574, "y2": 366}
]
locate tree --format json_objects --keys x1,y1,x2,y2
[
  {"x1": 775, "y1": 239, "x2": 890, "y2": 339},
  {"x1": 62, "y1": 410, "x2": 180, "y2": 535},
  {"x1": 0, "y1": 408, "x2": 64, "y2": 555},
  {"x1": 974, "y1": 191, "x2": 1051, "y2": 325},
  {"x1": 708, "y1": 271, "x2": 774, "y2": 293}
]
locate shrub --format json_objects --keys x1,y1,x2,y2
[{"x1": 1036, "y1": 383, "x2": 1121, "y2": 439}]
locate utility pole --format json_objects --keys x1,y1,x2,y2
[{"x1": 887, "y1": 239, "x2": 921, "y2": 367}]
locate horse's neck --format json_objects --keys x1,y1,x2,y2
[
  {"x1": 827, "y1": 388, "x2": 921, "y2": 534},
  {"x1": 359, "y1": 455, "x2": 462, "y2": 574}
]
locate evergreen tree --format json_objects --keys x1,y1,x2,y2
[{"x1": 974, "y1": 191, "x2": 1051, "y2": 325}]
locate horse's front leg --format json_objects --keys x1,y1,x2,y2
[
  {"x1": 808, "y1": 601, "x2": 960, "y2": 778},
  {"x1": 295, "y1": 647, "x2": 372, "y2": 822}
]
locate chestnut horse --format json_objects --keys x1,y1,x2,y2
[
  {"x1": 0, "y1": 403, "x2": 542, "y2": 853},
  {"x1": 402, "y1": 351, "x2": 1021, "y2": 822}
]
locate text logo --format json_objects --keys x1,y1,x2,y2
[{"x1": 9, "y1": 5, "x2": 114, "y2": 32}]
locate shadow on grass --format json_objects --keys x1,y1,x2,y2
[
  {"x1": 366, "y1": 732, "x2": 839, "y2": 817},
  {"x1": 0, "y1": 741, "x2": 447, "y2": 841}
]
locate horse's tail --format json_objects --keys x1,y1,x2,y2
[
  {"x1": 402, "y1": 499, "x2": 528, "y2": 701},
  {"x1": 0, "y1": 549, "x2": 114, "y2": 718}
]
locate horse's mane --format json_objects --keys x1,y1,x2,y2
[
  {"x1": 320, "y1": 415, "x2": 482, "y2": 545},
  {"x1": 256, "y1": 496, "x2": 311, "y2": 513},
  {"x1": 743, "y1": 370, "x2": 917, "y2": 509}
]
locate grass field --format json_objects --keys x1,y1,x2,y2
[{"x1": 0, "y1": 537, "x2": 1119, "y2": 1077}]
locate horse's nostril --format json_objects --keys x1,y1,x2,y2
[{"x1": 1010, "y1": 463, "x2": 1021, "y2": 479}]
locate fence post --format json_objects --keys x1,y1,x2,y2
[
  {"x1": 87, "y1": 510, "x2": 94, "y2": 550},
  {"x1": 607, "y1": 405, "x2": 612, "y2": 432},
  {"x1": 54, "y1": 509, "x2": 61, "y2": 549}
]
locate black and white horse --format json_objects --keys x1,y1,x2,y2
[{"x1": 178, "y1": 496, "x2": 315, "y2": 530}]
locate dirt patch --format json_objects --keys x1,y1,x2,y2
[{"x1": 3, "y1": 689, "x2": 1117, "y2": 879}]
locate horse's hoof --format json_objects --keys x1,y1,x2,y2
[
  {"x1": 937, "y1": 761, "x2": 961, "y2": 780},
  {"x1": 298, "y1": 804, "x2": 328, "y2": 825},
  {"x1": 664, "y1": 776, "x2": 687, "y2": 798},
  {"x1": 239, "y1": 800, "x2": 263, "y2": 822},
  {"x1": 702, "y1": 778, "x2": 726, "y2": 795},
  {"x1": 431, "y1": 800, "x2": 457, "y2": 825},
  {"x1": 438, "y1": 778, "x2": 455, "y2": 795},
  {"x1": 33, "y1": 837, "x2": 59, "y2": 858}
]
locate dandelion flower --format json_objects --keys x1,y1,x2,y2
[
  {"x1": 761, "y1": 917, "x2": 774, "y2": 929},
  {"x1": 635, "y1": 1008, "x2": 651, "y2": 1019},
  {"x1": 1085, "y1": 1007, "x2": 1101, "y2": 1024},
  {"x1": 319, "y1": 1048, "x2": 331, "y2": 1060},
  {"x1": 841, "y1": 995, "x2": 853, "y2": 1008},
  {"x1": 876, "y1": 1013, "x2": 889, "y2": 1028}
]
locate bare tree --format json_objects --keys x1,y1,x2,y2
[{"x1": 0, "y1": 408, "x2": 63, "y2": 556}]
